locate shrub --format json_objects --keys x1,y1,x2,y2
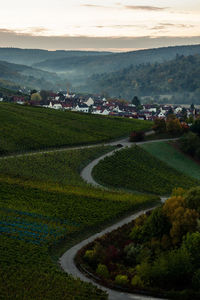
[
  {"x1": 84, "y1": 250, "x2": 96, "y2": 263},
  {"x1": 179, "y1": 132, "x2": 200, "y2": 156},
  {"x1": 115, "y1": 274, "x2": 129, "y2": 286},
  {"x1": 124, "y1": 243, "x2": 143, "y2": 265},
  {"x1": 191, "y1": 119, "x2": 200, "y2": 137},
  {"x1": 152, "y1": 118, "x2": 166, "y2": 133},
  {"x1": 131, "y1": 275, "x2": 144, "y2": 288},
  {"x1": 129, "y1": 131, "x2": 144, "y2": 142},
  {"x1": 184, "y1": 187, "x2": 200, "y2": 213},
  {"x1": 166, "y1": 118, "x2": 182, "y2": 135},
  {"x1": 96, "y1": 264, "x2": 110, "y2": 279},
  {"x1": 182, "y1": 232, "x2": 200, "y2": 267},
  {"x1": 192, "y1": 269, "x2": 200, "y2": 290}
]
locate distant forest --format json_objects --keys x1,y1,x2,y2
[
  {"x1": 82, "y1": 54, "x2": 200, "y2": 104},
  {"x1": 0, "y1": 45, "x2": 200, "y2": 103}
]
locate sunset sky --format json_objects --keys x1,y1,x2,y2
[{"x1": 0, "y1": 0, "x2": 200, "y2": 51}]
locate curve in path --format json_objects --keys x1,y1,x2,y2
[
  {"x1": 60, "y1": 137, "x2": 177, "y2": 299},
  {"x1": 60, "y1": 207, "x2": 164, "y2": 300}
]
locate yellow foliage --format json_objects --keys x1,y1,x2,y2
[{"x1": 163, "y1": 195, "x2": 199, "y2": 244}]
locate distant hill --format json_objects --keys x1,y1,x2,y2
[
  {"x1": 0, "y1": 48, "x2": 111, "y2": 66},
  {"x1": 0, "y1": 60, "x2": 65, "y2": 90},
  {"x1": 33, "y1": 44, "x2": 200, "y2": 76},
  {"x1": 80, "y1": 54, "x2": 200, "y2": 104}
]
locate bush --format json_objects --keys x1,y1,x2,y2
[
  {"x1": 192, "y1": 269, "x2": 200, "y2": 290},
  {"x1": 166, "y1": 118, "x2": 182, "y2": 135},
  {"x1": 124, "y1": 243, "x2": 143, "y2": 265},
  {"x1": 131, "y1": 275, "x2": 144, "y2": 288},
  {"x1": 152, "y1": 118, "x2": 166, "y2": 133},
  {"x1": 96, "y1": 264, "x2": 110, "y2": 279},
  {"x1": 191, "y1": 119, "x2": 200, "y2": 137},
  {"x1": 115, "y1": 274, "x2": 129, "y2": 286},
  {"x1": 184, "y1": 187, "x2": 200, "y2": 212},
  {"x1": 179, "y1": 132, "x2": 200, "y2": 156},
  {"x1": 182, "y1": 232, "x2": 200, "y2": 267},
  {"x1": 84, "y1": 250, "x2": 96, "y2": 263},
  {"x1": 129, "y1": 131, "x2": 144, "y2": 142}
]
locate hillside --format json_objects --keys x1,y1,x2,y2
[
  {"x1": 82, "y1": 54, "x2": 200, "y2": 103},
  {"x1": 0, "y1": 48, "x2": 111, "y2": 66},
  {"x1": 0, "y1": 102, "x2": 152, "y2": 155},
  {"x1": 0, "y1": 60, "x2": 65, "y2": 90},
  {"x1": 34, "y1": 44, "x2": 200, "y2": 76}
]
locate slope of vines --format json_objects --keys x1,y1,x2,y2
[
  {"x1": 92, "y1": 145, "x2": 200, "y2": 195},
  {"x1": 0, "y1": 102, "x2": 152, "y2": 155},
  {"x1": 0, "y1": 145, "x2": 159, "y2": 299}
]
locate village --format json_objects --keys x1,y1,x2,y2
[{"x1": 0, "y1": 89, "x2": 199, "y2": 121}]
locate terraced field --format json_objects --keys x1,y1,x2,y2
[
  {"x1": 0, "y1": 145, "x2": 159, "y2": 299},
  {"x1": 0, "y1": 102, "x2": 152, "y2": 155},
  {"x1": 92, "y1": 145, "x2": 200, "y2": 195}
]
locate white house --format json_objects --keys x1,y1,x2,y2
[
  {"x1": 158, "y1": 111, "x2": 166, "y2": 118},
  {"x1": 53, "y1": 103, "x2": 62, "y2": 110},
  {"x1": 75, "y1": 104, "x2": 89, "y2": 113},
  {"x1": 174, "y1": 106, "x2": 182, "y2": 114}
]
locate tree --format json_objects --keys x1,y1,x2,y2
[
  {"x1": 182, "y1": 232, "x2": 200, "y2": 267},
  {"x1": 184, "y1": 187, "x2": 200, "y2": 213},
  {"x1": 163, "y1": 195, "x2": 198, "y2": 245},
  {"x1": 152, "y1": 118, "x2": 166, "y2": 133},
  {"x1": 30, "y1": 89, "x2": 37, "y2": 95},
  {"x1": 190, "y1": 103, "x2": 195, "y2": 110},
  {"x1": 191, "y1": 120, "x2": 200, "y2": 137},
  {"x1": 40, "y1": 90, "x2": 50, "y2": 104},
  {"x1": 166, "y1": 118, "x2": 182, "y2": 135},
  {"x1": 31, "y1": 93, "x2": 42, "y2": 102},
  {"x1": 132, "y1": 96, "x2": 141, "y2": 108}
]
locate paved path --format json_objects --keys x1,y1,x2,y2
[
  {"x1": 1, "y1": 132, "x2": 172, "y2": 299},
  {"x1": 60, "y1": 207, "x2": 164, "y2": 300},
  {"x1": 60, "y1": 136, "x2": 175, "y2": 299}
]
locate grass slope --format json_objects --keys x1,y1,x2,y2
[
  {"x1": 0, "y1": 103, "x2": 152, "y2": 155},
  {"x1": 141, "y1": 141, "x2": 200, "y2": 181},
  {"x1": 92, "y1": 146, "x2": 200, "y2": 195},
  {"x1": 0, "y1": 146, "x2": 159, "y2": 299}
]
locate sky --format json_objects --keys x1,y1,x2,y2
[{"x1": 0, "y1": 0, "x2": 200, "y2": 51}]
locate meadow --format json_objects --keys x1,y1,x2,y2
[
  {"x1": 0, "y1": 145, "x2": 159, "y2": 299},
  {"x1": 92, "y1": 145, "x2": 200, "y2": 195},
  {"x1": 141, "y1": 141, "x2": 200, "y2": 181},
  {"x1": 0, "y1": 102, "x2": 152, "y2": 155}
]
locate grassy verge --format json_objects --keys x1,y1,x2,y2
[{"x1": 141, "y1": 141, "x2": 200, "y2": 181}]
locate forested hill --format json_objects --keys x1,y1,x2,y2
[
  {"x1": 33, "y1": 44, "x2": 200, "y2": 75},
  {"x1": 0, "y1": 48, "x2": 111, "y2": 66},
  {"x1": 82, "y1": 54, "x2": 200, "y2": 103},
  {"x1": 0, "y1": 60, "x2": 65, "y2": 90}
]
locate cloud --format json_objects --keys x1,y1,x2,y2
[
  {"x1": 152, "y1": 23, "x2": 195, "y2": 30},
  {"x1": 81, "y1": 4, "x2": 109, "y2": 8},
  {"x1": 0, "y1": 28, "x2": 200, "y2": 51},
  {"x1": 125, "y1": 6, "x2": 168, "y2": 11}
]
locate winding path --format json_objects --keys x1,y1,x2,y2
[{"x1": 60, "y1": 136, "x2": 176, "y2": 300}]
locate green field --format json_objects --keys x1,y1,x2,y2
[
  {"x1": 141, "y1": 141, "x2": 200, "y2": 181},
  {"x1": 0, "y1": 146, "x2": 159, "y2": 299},
  {"x1": 0, "y1": 102, "x2": 152, "y2": 155},
  {"x1": 92, "y1": 146, "x2": 200, "y2": 195}
]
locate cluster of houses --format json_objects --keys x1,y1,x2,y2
[{"x1": 1, "y1": 91, "x2": 199, "y2": 121}]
